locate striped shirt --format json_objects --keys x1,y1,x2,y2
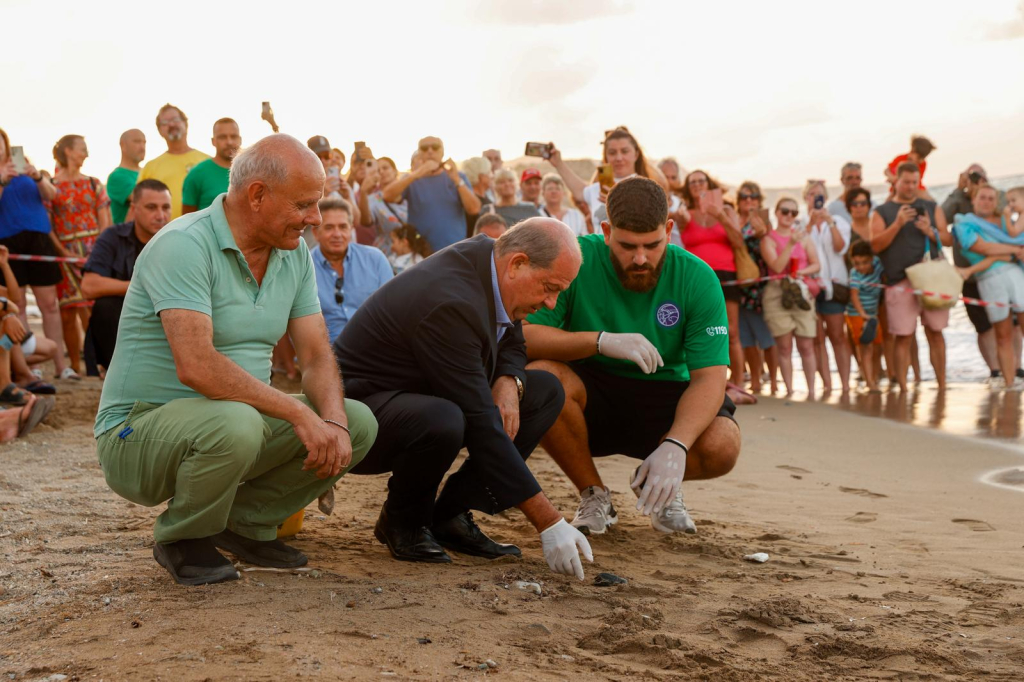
[{"x1": 847, "y1": 257, "x2": 884, "y2": 316}]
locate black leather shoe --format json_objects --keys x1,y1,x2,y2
[
  {"x1": 432, "y1": 511, "x2": 521, "y2": 559},
  {"x1": 374, "y1": 506, "x2": 451, "y2": 563},
  {"x1": 153, "y1": 537, "x2": 239, "y2": 586},
  {"x1": 212, "y1": 528, "x2": 308, "y2": 568}
]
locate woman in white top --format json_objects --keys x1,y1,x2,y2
[
  {"x1": 548, "y1": 127, "x2": 669, "y2": 222},
  {"x1": 803, "y1": 179, "x2": 852, "y2": 395},
  {"x1": 539, "y1": 174, "x2": 589, "y2": 235}
]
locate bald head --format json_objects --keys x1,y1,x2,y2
[
  {"x1": 229, "y1": 134, "x2": 324, "y2": 195},
  {"x1": 493, "y1": 217, "x2": 581, "y2": 321},
  {"x1": 119, "y1": 128, "x2": 146, "y2": 165}
]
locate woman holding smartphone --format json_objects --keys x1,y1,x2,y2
[
  {"x1": 49, "y1": 135, "x2": 110, "y2": 380},
  {"x1": 803, "y1": 180, "x2": 852, "y2": 395},
  {"x1": 735, "y1": 181, "x2": 778, "y2": 394},
  {"x1": 677, "y1": 169, "x2": 749, "y2": 400},
  {"x1": 0, "y1": 127, "x2": 71, "y2": 380},
  {"x1": 761, "y1": 197, "x2": 821, "y2": 399}
]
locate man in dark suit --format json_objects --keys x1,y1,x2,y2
[{"x1": 334, "y1": 218, "x2": 595, "y2": 579}]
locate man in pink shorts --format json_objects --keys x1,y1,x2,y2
[{"x1": 870, "y1": 163, "x2": 952, "y2": 391}]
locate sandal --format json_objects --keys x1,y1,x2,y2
[
  {"x1": 0, "y1": 383, "x2": 30, "y2": 406},
  {"x1": 21, "y1": 380, "x2": 56, "y2": 395},
  {"x1": 18, "y1": 395, "x2": 55, "y2": 438}
]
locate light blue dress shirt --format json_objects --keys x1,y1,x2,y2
[
  {"x1": 311, "y1": 243, "x2": 393, "y2": 342},
  {"x1": 490, "y1": 253, "x2": 513, "y2": 342}
]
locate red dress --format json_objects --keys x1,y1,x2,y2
[{"x1": 49, "y1": 177, "x2": 109, "y2": 308}]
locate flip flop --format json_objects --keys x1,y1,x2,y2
[
  {"x1": 0, "y1": 383, "x2": 30, "y2": 406},
  {"x1": 18, "y1": 396, "x2": 54, "y2": 437},
  {"x1": 21, "y1": 380, "x2": 56, "y2": 395}
]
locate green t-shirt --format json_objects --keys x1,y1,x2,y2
[
  {"x1": 106, "y1": 166, "x2": 139, "y2": 224},
  {"x1": 527, "y1": 233, "x2": 729, "y2": 382},
  {"x1": 181, "y1": 158, "x2": 230, "y2": 211},
  {"x1": 94, "y1": 196, "x2": 322, "y2": 437}
]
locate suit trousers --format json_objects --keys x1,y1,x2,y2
[{"x1": 351, "y1": 369, "x2": 563, "y2": 526}]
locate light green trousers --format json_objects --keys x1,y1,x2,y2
[{"x1": 96, "y1": 395, "x2": 377, "y2": 543}]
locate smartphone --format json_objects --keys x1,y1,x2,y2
[
  {"x1": 261, "y1": 101, "x2": 271, "y2": 116},
  {"x1": 757, "y1": 208, "x2": 771, "y2": 226},
  {"x1": 597, "y1": 164, "x2": 615, "y2": 189},
  {"x1": 701, "y1": 188, "x2": 724, "y2": 212},
  {"x1": 9, "y1": 146, "x2": 27, "y2": 173},
  {"x1": 524, "y1": 142, "x2": 552, "y2": 160},
  {"x1": 914, "y1": 206, "x2": 926, "y2": 217},
  {"x1": 813, "y1": 195, "x2": 825, "y2": 210},
  {"x1": 968, "y1": 171, "x2": 984, "y2": 184},
  {"x1": 327, "y1": 166, "x2": 340, "y2": 178}
]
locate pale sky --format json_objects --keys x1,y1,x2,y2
[{"x1": 2, "y1": 0, "x2": 1022, "y2": 188}]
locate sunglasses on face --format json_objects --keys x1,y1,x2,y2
[
  {"x1": 334, "y1": 277, "x2": 345, "y2": 306},
  {"x1": 778, "y1": 208, "x2": 799, "y2": 217},
  {"x1": 419, "y1": 144, "x2": 441, "y2": 152},
  {"x1": 850, "y1": 200, "x2": 870, "y2": 207},
  {"x1": 739, "y1": 193, "x2": 761, "y2": 200}
]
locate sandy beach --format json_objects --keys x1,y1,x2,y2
[{"x1": 2, "y1": 378, "x2": 1023, "y2": 681}]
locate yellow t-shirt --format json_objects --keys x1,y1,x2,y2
[{"x1": 137, "y1": 149, "x2": 211, "y2": 219}]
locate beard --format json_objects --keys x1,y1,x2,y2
[{"x1": 611, "y1": 251, "x2": 665, "y2": 293}]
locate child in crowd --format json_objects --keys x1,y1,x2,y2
[
  {"x1": 846, "y1": 241, "x2": 884, "y2": 392},
  {"x1": 1006, "y1": 187, "x2": 1024, "y2": 236},
  {"x1": 388, "y1": 224, "x2": 432, "y2": 275}
]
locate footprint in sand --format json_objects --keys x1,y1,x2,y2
[
  {"x1": 846, "y1": 512, "x2": 877, "y2": 524},
  {"x1": 952, "y1": 518, "x2": 995, "y2": 532},
  {"x1": 838, "y1": 486, "x2": 888, "y2": 499},
  {"x1": 777, "y1": 465, "x2": 811, "y2": 474}
]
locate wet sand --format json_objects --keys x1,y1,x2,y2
[{"x1": 2, "y1": 380, "x2": 1024, "y2": 680}]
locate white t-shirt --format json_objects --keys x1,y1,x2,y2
[
  {"x1": 541, "y1": 206, "x2": 588, "y2": 235},
  {"x1": 582, "y1": 173, "x2": 637, "y2": 218},
  {"x1": 805, "y1": 214, "x2": 851, "y2": 299}
]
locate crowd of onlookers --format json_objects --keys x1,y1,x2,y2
[{"x1": 2, "y1": 107, "x2": 1023, "y2": 440}]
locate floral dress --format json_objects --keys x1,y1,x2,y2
[{"x1": 49, "y1": 177, "x2": 109, "y2": 308}]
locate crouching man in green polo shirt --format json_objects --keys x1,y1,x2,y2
[
  {"x1": 93, "y1": 134, "x2": 378, "y2": 586},
  {"x1": 524, "y1": 177, "x2": 741, "y2": 537}
]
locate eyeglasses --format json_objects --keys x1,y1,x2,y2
[
  {"x1": 334, "y1": 276, "x2": 345, "y2": 306},
  {"x1": 158, "y1": 117, "x2": 183, "y2": 126},
  {"x1": 419, "y1": 144, "x2": 441, "y2": 152},
  {"x1": 688, "y1": 177, "x2": 708, "y2": 186},
  {"x1": 738, "y1": 193, "x2": 761, "y2": 200},
  {"x1": 778, "y1": 208, "x2": 799, "y2": 217},
  {"x1": 850, "y1": 200, "x2": 870, "y2": 207}
]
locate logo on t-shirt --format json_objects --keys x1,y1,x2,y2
[
  {"x1": 656, "y1": 302, "x2": 680, "y2": 328},
  {"x1": 706, "y1": 325, "x2": 728, "y2": 337}
]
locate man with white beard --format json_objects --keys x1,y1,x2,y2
[{"x1": 137, "y1": 104, "x2": 210, "y2": 219}]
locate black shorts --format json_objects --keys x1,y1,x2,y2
[
  {"x1": 0, "y1": 231, "x2": 63, "y2": 287},
  {"x1": 572, "y1": 363, "x2": 736, "y2": 460},
  {"x1": 962, "y1": 279, "x2": 992, "y2": 335},
  {"x1": 714, "y1": 269, "x2": 742, "y2": 302}
]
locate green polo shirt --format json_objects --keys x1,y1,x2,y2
[
  {"x1": 527, "y1": 234, "x2": 729, "y2": 382},
  {"x1": 94, "y1": 196, "x2": 321, "y2": 437}
]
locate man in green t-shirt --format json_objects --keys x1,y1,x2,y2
[
  {"x1": 94, "y1": 135, "x2": 378, "y2": 587},
  {"x1": 182, "y1": 118, "x2": 241, "y2": 213},
  {"x1": 106, "y1": 129, "x2": 146, "y2": 224},
  {"x1": 525, "y1": 177, "x2": 741, "y2": 536}
]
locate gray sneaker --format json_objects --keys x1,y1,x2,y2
[
  {"x1": 571, "y1": 486, "x2": 618, "y2": 536},
  {"x1": 651, "y1": 490, "x2": 697, "y2": 534}
]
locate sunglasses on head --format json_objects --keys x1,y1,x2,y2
[
  {"x1": 739, "y1": 192, "x2": 761, "y2": 200},
  {"x1": 778, "y1": 208, "x2": 799, "y2": 217},
  {"x1": 334, "y1": 277, "x2": 345, "y2": 306},
  {"x1": 419, "y1": 143, "x2": 441, "y2": 152}
]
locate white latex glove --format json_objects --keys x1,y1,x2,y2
[
  {"x1": 598, "y1": 332, "x2": 664, "y2": 374},
  {"x1": 630, "y1": 441, "x2": 686, "y2": 515},
  {"x1": 540, "y1": 519, "x2": 593, "y2": 580}
]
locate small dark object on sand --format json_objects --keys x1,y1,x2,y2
[{"x1": 594, "y1": 572, "x2": 627, "y2": 587}]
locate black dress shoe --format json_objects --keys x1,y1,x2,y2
[
  {"x1": 432, "y1": 511, "x2": 521, "y2": 559},
  {"x1": 374, "y1": 506, "x2": 451, "y2": 564},
  {"x1": 212, "y1": 528, "x2": 308, "y2": 568},
  {"x1": 153, "y1": 537, "x2": 239, "y2": 586}
]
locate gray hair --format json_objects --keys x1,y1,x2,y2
[
  {"x1": 461, "y1": 156, "x2": 492, "y2": 185},
  {"x1": 658, "y1": 157, "x2": 680, "y2": 173},
  {"x1": 494, "y1": 168, "x2": 517, "y2": 185},
  {"x1": 229, "y1": 134, "x2": 308, "y2": 192},
  {"x1": 494, "y1": 217, "x2": 580, "y2": 269},
  {"x1": 318, "y1": 197, "x2": 352, "y2": 219},
  {"x1": 541, "y1": 172, "x2": 564, "y2": 191},
  {"x1": 840, "y1": 161, "x2": 862, "y2": 175}
]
